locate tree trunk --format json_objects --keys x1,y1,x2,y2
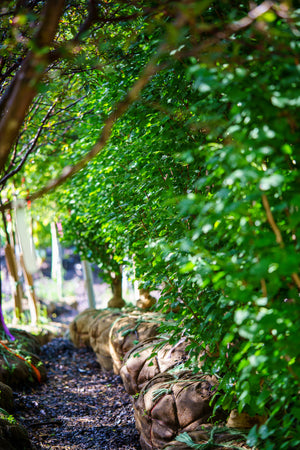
[
  {"x1": 4, "y1": 244, "x2": 23, "y2": 321},
  {"x1": 0, "y1": 262, "x2": 16, "y2": 341},
  {"x1": 136, "y1": 288, "x2": 156, "y2": 310},
  {"x1": 108, "y1": 268, "x2": 125, "y2": 308}
]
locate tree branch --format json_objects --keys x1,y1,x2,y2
[
  {"x1": 173, "y1": 1, "x2": 275, "y2": 60},
  {"x1": 0, "y1": 0, "x2": 65, "y2": 173},
  {"x1": 261, "y1": 194, "x2": 284, "y2": 248},
  {"x1": 74, "y1": 0, "x2": 99, "y2": 41},
  {"x1": 0, "y1": 57, "x2": 24, "y2": 84}
]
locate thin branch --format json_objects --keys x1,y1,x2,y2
[
  {"x1": 4, "y1": 138, "x2": 19, "y2": 180},
  {"x1": 158, "y1": 167, "x2": 170, "y2": 189},
  {"x1": 173, "y1": 1, "x2": 275, "y2": 61},
  {"x1": 260, "y1": 278, "x2": 267, "y2": 298},
  {"x1": 0, "y1": 57, "x2": 24, "y2": 83},
  {"x1": 261, "y1": 194, "x2": 283, "y2": 247},
  {"x1": 48, "y1": 108, "x2": 95, "y2": 128},
  {"x1": 177, "y1": 296, "x2": 203, "y2": 324},
  {"x1": 55, "y1": 95, "x2": 87, "y2": 113},
  {"x1": 0, "y1": 103, "x2": 56, "y2": 186},
  {"x1": 291, "y1": 273, "x2": 300, "y2": 290}
]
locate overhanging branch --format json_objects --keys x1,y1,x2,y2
[{"x1": 0, "y1": 0, "x2": 65, "y2": 172}]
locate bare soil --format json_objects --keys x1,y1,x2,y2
[{"x1": 13, "y1": 338, "x2": 141, "y2": 450}]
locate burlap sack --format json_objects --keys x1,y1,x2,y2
[
  {"x1": 109, "y1": 311, "x2": 162, "y2": 374},
  {"x1": 69, "y1": 308, "x2": 106, "y2": 348},
  {"x1": 120, "y1": 337, "x2": 189, "y2": 395},
  {"x1": 3, "y1": 329, "x2": 41, "y2": 355},
  {"x1": 162, "y1": 427, "x2": 250, "y2": 450},
  {"x1": 136, "y1": 289, "x2": 156, "y2": 310},
  {"x1": 0, "y1": 382, "x2": 14, "y2": 412},
  {"x1": 134, "y1": 371, "x2": 225, "y2": 450},
  {"x1": 89, "y1": 310, "x2": 124, "y2": 371},
  {"x1": 0, "y1": 417, "x2": 33, "y2": 449},
  {"x1": 0, "y1": 348, "x2": 46, "y2": 387},
  {"x1": 226, "y1": 409, "x2": 267, "y2": 429}
]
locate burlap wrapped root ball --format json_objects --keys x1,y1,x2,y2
[
  {"x1": 0, "y1": 346, "x2": 46, "y2": 387},
  {"x1": 109, "y1": 311, "x2": 162, "y2": 375},
  {"x1": 226, "y1": 409, "x2": 267, "y2": 429},
  {"x1": 0, "y1": 417, "x2": 33, "y2": 450},
  {"x1": 0, "y1": 382, "x2": 14, "y2": 413},
  {"x1": 88, "y1": 310, "x2": 125, "y2": 371},
  {"x1": 69, "y1": 308, "x2": 108, "y2": 348},
  {"x1": 136, "y1": 289, "x2": 156, "y2": 310},
  {"x1": 2, "y1": 329, "x2": 41, "y2": 355},
  {"x1": 120, "y1": 336, "x2": 190, "y2": 395},
  {"x1": 134, "y1": 371, "x2": 226, "y2": 450}
]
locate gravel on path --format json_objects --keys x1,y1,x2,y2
[{"x1": 13, "y1": 338, "x2": 142, "y2": 450}]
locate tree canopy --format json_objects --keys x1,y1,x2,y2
[{"x1": 1, "y1": 1, "x2": 300, "y2": 448}]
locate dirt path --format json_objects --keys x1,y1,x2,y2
[{"x1": 13, "y1": 338, "x2": 141, "y2": 450}]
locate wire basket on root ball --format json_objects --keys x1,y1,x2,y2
[
  {"x1": 109, "y1": 311, "x2": 164, "y2": 374},
  {"x1": 133, "y1": 370, "x2": 226, "y2": 450},
  {"x1": 120, "y1": 336, "x2": 190, "y2": 395}
]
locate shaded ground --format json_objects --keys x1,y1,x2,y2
[
  {"x1": 13, "y1": 338, "x2": 141, "y2": 450},
  {"x1": 2, "y1": 247, "x2": 141, "y2": 448}
]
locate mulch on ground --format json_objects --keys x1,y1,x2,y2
[{"x1": 13, "y1": 338, "x2": 141, "y2": 450}]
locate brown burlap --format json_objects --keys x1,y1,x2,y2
[
  {"x1": 88, "y1": 310, "x2": 124, "y2": 371},
  {"x1": 136, "y1": 289, "x2": 156, "y2": 310},
  {"x1": 0, "y1": 382, "x2": 14, "y2": 412},
  {"x1": 120, "y1": 337, "x2": 189, "y2": 395},
  {"x1": 69, "y1": 308, "x2": 107, "y2": 348},
  {"x1": 0, "y1": 417, "x2": 33, "y2": 449},
  {"x1": 3, "y1": 329, "x2": 41, "y2": 355},
  {"x1": 0, "y1": 349, "x2": 46, "y2": 387},
  {"x1": 107, "y1": 296, "x2": 126, "y2": 308},
  {"x1": 134, "y1": 371, "x2": 224, "y2": 450},
  {"x1": 162, "y1": 427, "x2": 250, "y2": 450},
  {"x1": 109, "y1": 311, "x2": 162, "y2": 374},
  {"x1": 226, "y1": 409, "x2": 267, "y2": 429}
]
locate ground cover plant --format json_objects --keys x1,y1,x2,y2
[{"x1": 0, "y1": 1, "x2": 299, "y2": 448}]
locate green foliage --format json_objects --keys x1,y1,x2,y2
[
  {"x1": 176, "y1": 428, "x2": 248, "y2": 450},
  {"x1": 59, "y1": 4, "x2": 300, "y2": 448},
  {"x1": 0, "y1": 408, "x2": 16, "y2": 424}
]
